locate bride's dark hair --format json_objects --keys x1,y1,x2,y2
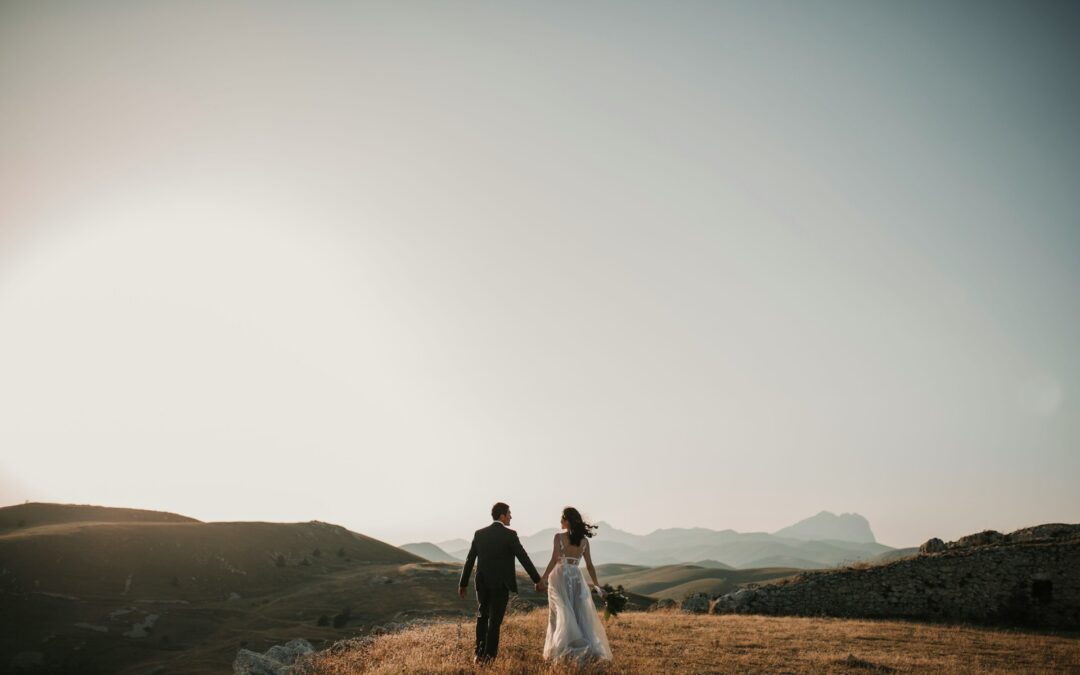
[{"x1": 563, "y1": 507, "x2": 597, "y2": 547}]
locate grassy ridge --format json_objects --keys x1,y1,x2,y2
[{"x1": 0, "y1": 502, "x2": 200, "y2": 531}]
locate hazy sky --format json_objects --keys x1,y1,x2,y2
[{"x1": 1, "y1": 1, "x2": 1077, "y2": 548}]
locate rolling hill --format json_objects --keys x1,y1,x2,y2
[
  {"x1": 596, "y1": 563, "x2": 801, "y2": 601},
  {"x1": 0, "y1": 502, "x2": 560, "y2": 675},
  {"x1": 399, "y1": 542, "x2": 461, "y2": 562},
  {"x1": 0, "y1": 502, "x2": 200, "y2": 531},
  {"x1": 868, "y1": 546, "x2": 919, "y2": 564}
]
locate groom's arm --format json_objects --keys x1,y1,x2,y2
[
  {"x1": 511, "y1": 532, "x2": 542, "y2": 585},
  {"x1": 458, "y1": 538, "x2": 477, "y2": 595}
]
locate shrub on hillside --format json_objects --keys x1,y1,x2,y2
[
  {"x1": 333, "y1": 607, "x2": 352, "y2": 628},
  {"x1": 275, "y1": 554, "x2": 286, "y2": 568}
]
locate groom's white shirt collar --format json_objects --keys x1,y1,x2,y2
[{"x1": 493, "y1": 521, "x2": 506, "y2": 527}]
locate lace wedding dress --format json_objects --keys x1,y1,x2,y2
[{"x1": 543, "y1": 534, "x2": 613, "y2": 663}]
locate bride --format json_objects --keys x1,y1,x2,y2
[{"x1": 539, "y1": 507, "x2": 614, "y2": 664}]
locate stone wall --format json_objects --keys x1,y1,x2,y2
[{"x1": 711, "y1": 523, "x2": 1080, "y2": 628}]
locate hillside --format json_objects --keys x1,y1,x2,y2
[
  {"x1": 399, "y1": 542, "x2": 460, "y2": 562},
  {"x1": 0, "y1": 502, "x2": 200, "y2": 531},
  {"x1": 0, "y1": 503, "x2": 543, "y2": 674},
  {"x1": 690, "y1": 559, "x2": 734, "y2": 570},
  {"x1": 293, "y1": 611, "x2": 1080, "y2": 674},
  {"x1": 713, "y1": 523, "x2": 1080, "y2": 629},
  {"x1": 869, "y1": 546, "x2": 919, "y2": 564},
  {"x1": 597, "y1": 564, "x2": 801, "y2": 601},
  {"x1": 435, "y1": 538, "x2": 469, "y2": 553}
]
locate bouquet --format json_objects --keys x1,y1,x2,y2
[{"x1": 599, "y1": 584, "x2": 628, "y2": 621}]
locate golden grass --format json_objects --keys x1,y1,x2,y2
[{"x1": 296, "y1": 611, "x2": 1080, "y2": 674}]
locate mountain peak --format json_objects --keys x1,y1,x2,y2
[
  {"x1": 399, "y1": 542, "x2": 461, "y2": 562},
  {"x1": 773, "y1": 511, "x2": 876, "y2": 543}
]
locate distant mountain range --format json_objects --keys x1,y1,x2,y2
[
  {"x1": 399, "y1": 541, "x2": 460, "y2": 562},
  {"x1": 423, "y1": 511, "x2": 893, "y2": 569}
]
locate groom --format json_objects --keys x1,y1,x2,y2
[{"x1": 457, "y1": 502, "x2": 544, "y2": 663}]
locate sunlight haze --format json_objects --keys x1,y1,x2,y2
[{"x1": 1, "y1": 1, "x2": 1078, "y2": 548}]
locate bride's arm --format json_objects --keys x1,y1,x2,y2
[
  {"x1": 582, "y1": 539, "x2": 601, "y2": 589},
  {"x1": 540, "y1": 533, "x2": 559, "y2": 583}
]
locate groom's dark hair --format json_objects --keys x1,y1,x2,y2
[{"x1": 491, "y1": 502, "x2": 510, "y2": 520}]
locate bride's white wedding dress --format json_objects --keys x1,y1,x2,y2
[{"x1": 543, "y1": 534, "x2": 613, "y2": 663}]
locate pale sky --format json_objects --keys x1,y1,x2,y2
[{"x1": 1, "y1": 1, "x2": 1077, "y2": 549}]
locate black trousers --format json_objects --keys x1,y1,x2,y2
[{"x1": 474, "y1": 584, "x2": 510, "y2": 659}]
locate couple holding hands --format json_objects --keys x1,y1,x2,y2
[{"x1": 458, "y1": 502, "x2": 613, "y2": 665}]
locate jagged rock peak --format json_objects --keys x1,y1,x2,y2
[{"x1": 773, "y1": 511, "x2": 876, "y2": 543}]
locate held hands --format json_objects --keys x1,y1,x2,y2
[
  {"x1": 535, "y1": 580, "x2": 547, "y2": 593},
  {"x1": 458, "y1": 586, "x2": 467, "y2": 599}
]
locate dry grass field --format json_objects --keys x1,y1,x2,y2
[{"x1": 297, "y1": 611, "x2": 1080, "y2": 674}]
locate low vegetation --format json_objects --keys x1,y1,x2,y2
[{"x1": 297, "y1": 611, "x2": 1080, "y2": 674}]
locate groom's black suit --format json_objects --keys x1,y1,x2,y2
[{"x1": 458, "y1": 521, "x2": 542, "y2": 660}]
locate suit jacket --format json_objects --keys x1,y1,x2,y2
[{"x1": 458, "y1": 522, "x2": 542, "y2": 592}]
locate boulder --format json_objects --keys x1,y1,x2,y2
[
  {"x1": 953, "y1": 530, "x2": 1005, "y2": 549},
  {"x1": 370, "y1": 622, "x2": 405, "y2": 635},
  {"x1": 233, "y1": 650, "x2": 289, "y2": 675},
  {"x1": 233, "y1": 638, "x2": 313, "y2": 675},
  {"x1": 919, "y1": 538, "x2": 946, "y2": 554},
  {"x1": 681, "y1": 592, "x2": 710, "y2": 614},
  {"x1": 649, "y1": 598, "x2": 677, "y2": 611},
  {"x1": 711, "y1": 588, "x2": 756, "y2": 614}
]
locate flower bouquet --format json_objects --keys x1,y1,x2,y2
[{"x1": 600, "y1": 584, "x2": 628, "y2": 621}]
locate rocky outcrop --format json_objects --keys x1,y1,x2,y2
[
  {"x1": 712, "y1": 523, "x2": 1080, "y2": 628},
  {"x1": 681, "y1": 593, "x2": 710, "y2": 613},
  {"x1": 919, "y1": 538, "x2": 946, "y2": 554},
  {"x1": 233, "y1": 638, "x2": 313, "y2": 675}
]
